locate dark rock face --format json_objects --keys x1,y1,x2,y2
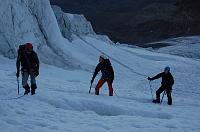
[{"x1": 50, "y1": 0, "x2": 200, "y2": 46}]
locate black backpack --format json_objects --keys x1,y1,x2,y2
[
  {"x1": 17, "y1": 44, "x2": 26, "y2": 59},
  {"x1": 104, "y1": 59, "x2": 112, "y2": 67}
]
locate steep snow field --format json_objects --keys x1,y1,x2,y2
[{"x1": 0, "y1": 36, "x2": 200, "y2": 132}]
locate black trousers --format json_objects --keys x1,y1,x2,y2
[{"x1": 156, "y1": 85, "x2": 172, "y2": 105}]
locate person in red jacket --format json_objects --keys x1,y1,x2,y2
[
  {"x1": 148, "y1": 66, "x2": 174, "y2": 105},
  {"x1": 91, "y1": 55, "x2": 114, "y2": 96},
  {"x1": 16, "y1": 43, "x2": 39, "y2": 95}
]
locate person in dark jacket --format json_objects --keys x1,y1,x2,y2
[
  {"x1": 148, "y1": 66, "x2": 174, "y2": 105},
  {"x1": 91, "y1": 55, "x2": 114, "y2": 96},
  {"x1": 16, "y1": 43, "x2": 39, "y2": 95}
]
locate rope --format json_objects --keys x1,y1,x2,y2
[
  {"x1": 0, "y1": 95, "x2": 25, "y2": 101},
  {"x1": 0, "y1": 75, "x2": 24, "y2": 101},
  {"x1": 77, "y1": 35, "x2": 147, "y2": 77},
  {"x1": 76, "y1": 35, "x2": 149, "y2": 97},
  {"x1": 75, "y1": 36, "x2": 200, "y2": 99}
]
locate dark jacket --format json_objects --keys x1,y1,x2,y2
[
  {"x1": 16, "y1": 48, "x2": 39, "y2": 72},
  {"x1": 92, "y1": 59, "x2": 114, "y2": 82},
  {"x1": 151, "y1": 72, "x2": 174, "y2": 87}
]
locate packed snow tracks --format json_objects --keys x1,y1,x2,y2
[{"x1": 37, "y1": 95, "x2": 173, "y2": 120}]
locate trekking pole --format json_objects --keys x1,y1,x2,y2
[
  {"x1": 149, "y1": 81, "x2": 154, "y2": 100},
  {"x1": 89, "y1": 83, "x2": 92, "y2": 94},
  {"x1": 160, "y1": 91, "x2": 166, "y2": 104},
  {"x1": 17, "y1": 77, "x2": 19, "y2": 95}
]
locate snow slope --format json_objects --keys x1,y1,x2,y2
[
  {"x1": 0, "y1": 36, "x2": 200, "y2": 132},
  {"x1": 146, "y1": 36, "x2": 200, "y2": 60},
  {"x1": 0, "y1": 0, "x2": 200, "y2": 131}
]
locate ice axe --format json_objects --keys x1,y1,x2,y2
[
  {"x1": 89, "y1": 83, "x2": 92, "y2": 94},
  {"x1": 89, "y1": 78, "x2": 94, "y2": 94},
  {"x1": 17, "y1": 77, "x2": 20, "y2": 95}
]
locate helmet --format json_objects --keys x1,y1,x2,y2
[
  {"x1": 164, "y1": 66, "x2": 170, "y2": 72},
  {"x1": 25, "y1": 43, "x2": 33, "y2": 49},
  {"x1": 100, "y1": 55, "x2": 107, "y2": 60}
]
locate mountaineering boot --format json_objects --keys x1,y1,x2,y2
[
  {"x1": 24, "y1": 90, "x2": 30, "y2": 95},
  {"x1": 31, "y1": 89, "x2": 35, "y2": 95},
  {"x1": 167, "y1": 97, "x2": 172, "y2": 105},
  {"x1": 23, "y1": 85, "x2": 30, "y2": 95},
  {"x1": 31, "y1": 84, "x2": 37, "y2": 95},
  {"x1": 109, "y1": 91, "x2": 113, "y2": 96},
  {"x1": 152, "y1": 99, "x2": 160, "y2": 104},
  {"x1": 168, "y1": 102, "x2": 172, "y2": 105},
  {"x1": 95, "y1": 89, "x2": 99, "y2": 95}
]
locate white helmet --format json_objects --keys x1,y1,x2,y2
[{"x1": 100, "y1": 55, "x2": 108, "y2": 60}]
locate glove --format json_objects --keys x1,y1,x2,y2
[
  {"x1": 35, "y1": 69, "x2": 39, "y2": 77},
  {"x1": 16, "y1": 71, "x2": 20, "y2": 78},
  {"x1": 147, "y1": 77, "x2": 152, "y2": 81}
]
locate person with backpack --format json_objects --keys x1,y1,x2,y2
[
  {"x1": 16, "y1": 43, "x2": 39, "y2": 95},
  {"x1": 91, "y1": 55, "x2": 114, "y2": 96},
  {"x1": 148, "y1": 66, "x2": 174, "y2": 105}
]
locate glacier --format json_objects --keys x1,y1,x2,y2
[
  {"x1": 0, "y1": 0, "x2": 113, "y2": 70},
  {"x1": 0, "y1": 0, "x2": 200, "y2": 132}
]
